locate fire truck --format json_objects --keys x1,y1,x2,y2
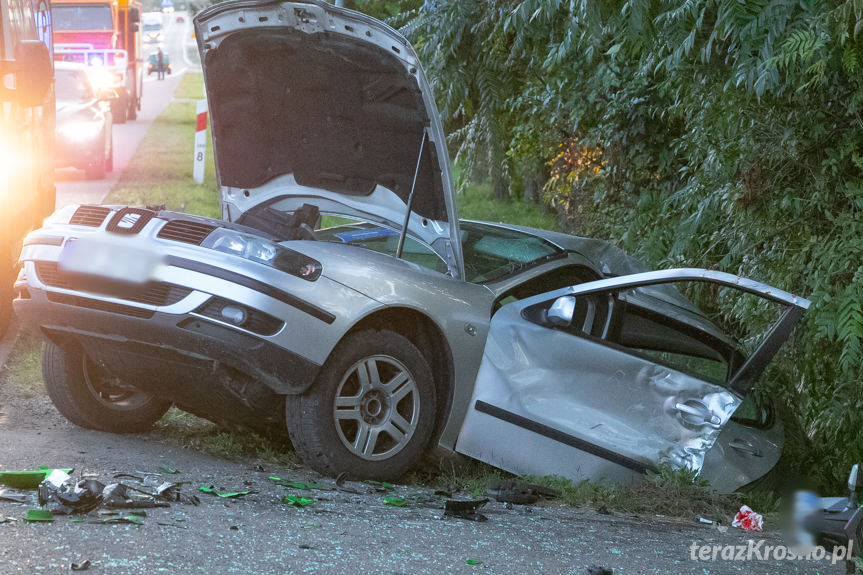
[
  {"x1": 52, "y1": 0, "x2": 143, "y2": 123},
  {"x1": 0, "y1": 0, "x2": 55, "y2": 338}
]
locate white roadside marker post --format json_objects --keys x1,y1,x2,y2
[{"x1": 193, "y1": 98, "x2": 208, "y2": 184}]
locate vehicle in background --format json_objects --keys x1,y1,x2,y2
[
  {"x1": 175, "y1": 14, "x2": 184, "y2": 23},
  {"x1": 146, "y1": 50, "x2": 170, "y2": 76},
  {"x1": 142, "y1": 12, "x2": 160, "y2": 44},
  {"x1": 54, "y1": 61, "x2": 114, "y2": 179},
  {"x1": 52, "y1": 0, "x2": 143, "y2": 123},
  {"x1": 0, "y1": 0, "x2": 55, "y2": 338},
  {"x1": 160, "y1": 0, "x2": 172, "y2": 13}
]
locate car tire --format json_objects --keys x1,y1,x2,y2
[
  {"x1": 286, "y1": 329, "x2": 437, "y2": 481},
  {"x1": 42, "y1": 341, "x2": 172, "y2": 433}
]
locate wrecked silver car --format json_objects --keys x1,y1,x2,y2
[{"x1": 13, "y1": 0, "x2": 809, "y2": 491}]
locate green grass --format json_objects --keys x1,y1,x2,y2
[
  {"x1": 172, "y1": 72, "x2": 205, "y2": 101},
  {"x1": 153, "y1": 408, "x2": 297, "y2": 466},
  {"x1": 104, "y1": 73, "x2": 219, "y2": 217},
  {"x1": 1, "y1": 332, "x2": 43, "y2": 399},
  {"x1": 456, "y1": 180, "x2": 561, "y2": 231}
]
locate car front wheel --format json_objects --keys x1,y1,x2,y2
[
  {"x1": 42, "y1": 341, "x2": 171, "y2": 433},
  {"x1": 286, "y1": 330, "x2": 436, "y2": 480}
]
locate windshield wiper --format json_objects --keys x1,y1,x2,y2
[{"x1": 395, "y1": 129, "x2": 428, "y2": 260}]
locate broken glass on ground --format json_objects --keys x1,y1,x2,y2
[
  {"x1": 282, "y1": 495, "x2": 314, "y2": 507},
  {"x1": 199, "y1": 486, "x2": 254, "y2": 498}
]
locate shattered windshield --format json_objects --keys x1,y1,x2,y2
[{"x1": 315, "y1": 219, "x2": 564, "y2": 282}]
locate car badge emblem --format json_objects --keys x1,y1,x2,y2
[{"x1": 118, "y1": 213, "x2": 141, "y2": 229}]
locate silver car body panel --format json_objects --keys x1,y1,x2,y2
[
  {"x1": 194, "y1": 0, "x2": 465, "y2": 278},
  {"x1": 455, "y1": 269, "x2": 808, "y2": 489},
  {"x1": 701, "y1": 415, "x2": 785, "y2": 493}
]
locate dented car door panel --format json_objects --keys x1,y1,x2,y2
[{"x1": 455, "y1": 269, "x2": 810, "y2": 491}]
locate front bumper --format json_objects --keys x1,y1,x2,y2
[{"x1": 14, "y1": 278, "x2": 320, "y2": 428}]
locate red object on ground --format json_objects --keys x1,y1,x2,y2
[{"x1": 732, "y1": 505, "x2": 764, "y2": 532}]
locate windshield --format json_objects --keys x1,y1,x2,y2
[
  {"x1": 55, "y1": 68, "x2": 93, "y2": 101},
  {"x1": 460, "y1": 221, "x2": 564, "y2": 283},
  {"x1": 53, "y1": 5, "x2": 113, "y2": 31},
  {"x1": 314, "y1": 218, "x2": 563, "y2": 283}
]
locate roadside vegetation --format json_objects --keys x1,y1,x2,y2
[{"x1": 402, "y1": 0, "x2": 863, "y2": 493}]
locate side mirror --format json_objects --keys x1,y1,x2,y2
[
  {"x1": 9, "y1": 41, "x2": 52, "y2": 107},
  {"x1": 547, "y1": 296, "x2": 575, "y2": 327},
  {"x1": 98, "y1": 88, "x2": 119, "y2": 101},
  {"x1": 130, "y1": 7, "x2": 141, "y2": 23}
]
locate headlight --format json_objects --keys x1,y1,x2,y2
[
  {"x1": 87, "y1": 67, "x2": 114, "y2": 89},
  {"x1": 202, "y1": 228, "x2": 321, "y2": 281},
  {"x1": 58, "y1": 120, "x2": 101, "y2": 141}
]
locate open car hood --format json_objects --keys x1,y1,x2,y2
[{"x1": 194, "y1": 0, "x2": 464, "y2": 276}]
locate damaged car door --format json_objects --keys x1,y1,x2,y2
[{"x1": 455, "y1": 269, "x2": 809, "y2": 491}]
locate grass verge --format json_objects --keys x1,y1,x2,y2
[
  {"x1": 104, "y1": 74, "x2": 219, "y2": 216},
  {"x1": 1, "y1": 331, "x2": 43, "y2": 399}
]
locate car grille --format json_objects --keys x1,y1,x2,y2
[
  {"x1": 35, "y1": 262, "x2": 192, "y2": 307},
  {"x1": 195, "y1": 297, "x2": 284, "y2": 336},
  {"x1": 157, "y1": 220, "x2": 217, "y2": 245},
  {"x1": 47, "y1": 293, "x2": 155, "y2": 319},
  {"x1": 69, "y1": 205, "x2": 111, "y2": 227}
]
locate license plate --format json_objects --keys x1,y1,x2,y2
[{"x1": 59, "y1": 235, "x2": 161, "y2": 286}]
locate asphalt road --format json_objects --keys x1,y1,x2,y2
[{"x1": 54, "y1": 11, "x2": 198, "y2": 209}]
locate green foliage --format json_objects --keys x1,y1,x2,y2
[{"x1": 408, "y1": 0, "x2": 863, "y2": 490}]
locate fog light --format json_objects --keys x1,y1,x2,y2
[{"x1": 220, "y1": 305, "x2": 248, "y2": 326}]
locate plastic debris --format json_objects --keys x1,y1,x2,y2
[
  {"x1": 282, "y1": 496, "x2": 314, "y2": 508},
  {"x1": 382, "y1": 495, "x2": 406, "y2": 507},
  {"x1": 101, "y1": 483, "x2": 169, "y2": 509},
  {"x1": 24, "y1": 509, "x2": 54, "y2": 522},
  {"x1": 270, "y1": 477, "x2": 327, "y2": 490},
  {"x1": 486, "y1": 480, "x2": 560, "y2": 505},
  {"x1": 157, "y1": 466, "x2": 179, "y2": 474},
  {"x1": 0, "y1": 468, "x2": 73, "y2": 489},
  {"x1": 335, "y1": 472, "x2": 360, "y2": 494},
  {"x1": 365, "y1": 480, "x2": 394, "y2": 492},
  {"x1": 70, "y1": 560, "x2": 91, "y2": 571},
  {"x1": 199, "y1": 486, "x2": 253, "y2": 498},
  {"x1": 38, "y1": 477, "x2": 103, "y2": 515},
  {"x1": 466, "y1": 559, "x2": 483, "y2": 566},
  {"x1": 732, "y1": 505, "x2": 764, "y2": 532},
  {"x1": 587, "y1": 566, "x2": 613, "y2": 575},
  {"x1": 444, "y1": 498, "x2": 488, "y2": 522},
  {"x1": 96, "y1": 515, "x2": 143, "y2": 525},
  {"x1": 0, "y1": 489, "x2": 29, "y2": 504}
]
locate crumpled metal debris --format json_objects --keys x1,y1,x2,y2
[
  {"x1": 70, "y1": 560, "x2": 91, "y2": 571},
  {"x1": 444, "y1": 498, "x2": 489, "y2": 522},
  {"x1": 486, "y1": 480, "x2": 560, "y2": 505},
  {"x1": 32, "y1": 469, "x2": 198, "y2": 515}
]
